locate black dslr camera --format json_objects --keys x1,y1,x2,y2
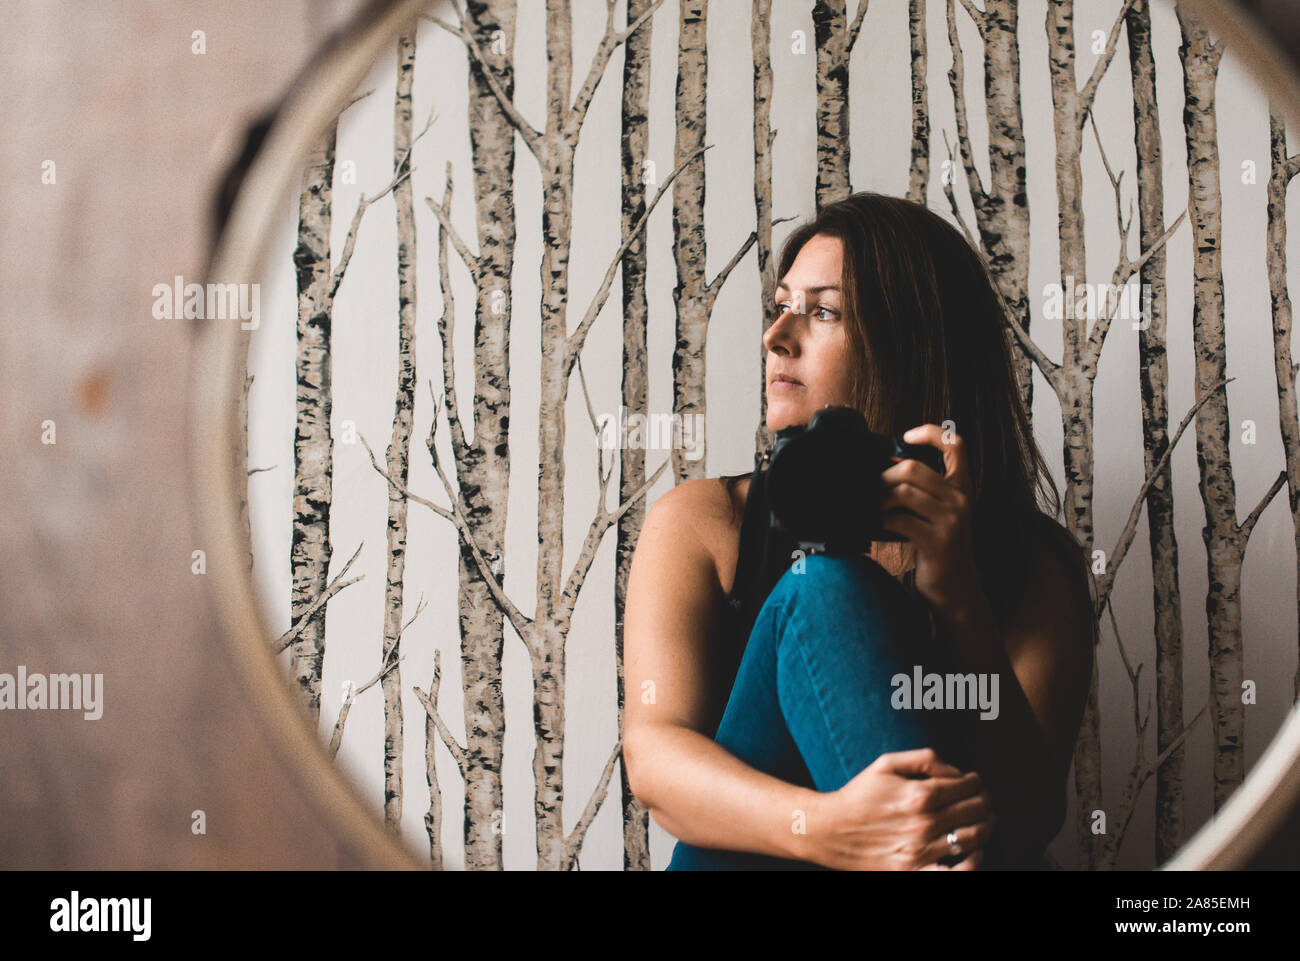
[{"x1": 761, "y1": 405, "x2": 945, "y2": 557}]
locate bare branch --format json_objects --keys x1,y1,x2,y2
[
  {"x1": 567, "y1": 0, "x2": 667, "y2": 137},
  {"x1": 424, "y1": 3, "x2": 543, "y2": 156},
  {"x1": 706, "y1": 230, "x2": 759, "y2": 300},
  {"x1": 1085, "y1": 209, "x2": 1186, "y2": 367},
  {"x1": 562, "y1": 738, "x2": 624, "y2": 868},
  {"x1": 573, "y1": 356, "x2": 614, "y2": 491},
  {"x1": 1001, "y1": 293, "x2": 1062, "y2": 390},
  {"x1": 1082, "y1": 113, "x2": 1187, "y2": 365},
  {"x1": 956, "y1": 0, "x2": 985, "y2": 34},
  {"x1": 564, "y1": 144, "x2": 712, "y2": 375},
  {"x1": 327, "y1": 642, "x2": 408, "y2": 759},
  {"x1": 1240, "y1": 470, "x2": 1288, "y2": 543},
  {"x1": 330, "y1": 166, "x2": 415, "y2": 301},
  {"x1": 1078, "y1": 0, "x2": 1138, "y2": 129},
  {"x1": 1089, "y1": 111, "x2": 1127, "y2": 244},
  {"x1": 1093, "y1": 377, "x2": 1232, "y2": 611},
  {"x1": 1107, "y1": 597, "x2": 1145, "y2": 736},
  {"x1": 558, "y1": 456, "x2": 671, "y2": 626},
  {"x1": 429, "y1": 164, "x2": 472, "y2": 466},
  {"x1": 275, "y1": 541, "x2": 365, "y2": 654},
  {"x1": 361, "y1": 423, "x2": 534, "y2": 645},
  {"x1": 413, "y1": 667, "x2": 469, "y2": 777},
  {"x1": 1101, "y1": 594, "x2": 1211, "y2": 862},
  {"x1": 945, "y1": 0, "x2": 987, "y2": 201},
  {"x1": 329, "y1": 108, "x2": 437, "y2": 301},
  {"x1": 940, "y1": 129, "x2": 980, "y2": 249},
  {"x1": 1113, "y1": 697, "x2": 1209, "y2": 854},
  {"x1": 1124, "y1": 211, "x2": 1186, "y2": 286},
  {"x1": 847, "y1": 0, "x2": 872, "y2": 52},
  {"x1": 424, "y1": 193, "x2": 482, "y2": 283}
]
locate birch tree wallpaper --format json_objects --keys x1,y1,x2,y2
[{"x1": 240, "y1": 0, "x2": 1300, "y2": 870}]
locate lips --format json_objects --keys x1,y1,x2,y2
[{"x1": 770, "y1": 374, "x2": 803, "y2": 386}]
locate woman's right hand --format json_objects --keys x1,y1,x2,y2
[{"x1": 809, "y1": 747, "x2": 996, "y2": 870}]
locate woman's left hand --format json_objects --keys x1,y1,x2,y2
[{"x1": 878, "y1": 423, "x2": 984, "y2": 623}]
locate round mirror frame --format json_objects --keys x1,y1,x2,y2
[{"x1": 190, "y1": 0, "x2": 1300, "y2": 871}]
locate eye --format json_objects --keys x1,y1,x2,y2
[{"x1": 815, "y1": 305, "x2": 838, "y2": 320}]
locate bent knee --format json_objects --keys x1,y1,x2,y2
[{"x1": 770, "y1": 552, "x2": 904, "y2": 610}]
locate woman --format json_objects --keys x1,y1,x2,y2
[{"x1": 622, "y1": 192, "x2": 1097, "y2": 870}]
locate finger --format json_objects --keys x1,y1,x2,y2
[
  {"x1": 917, "y1": 814, "x2": 995, "y2": 867},
  {"x1": 882, "y1": 454, "x2": 947, "y2": 493},
  {"x1": 929, "y1": 796, "x2": 996, "y2": 847},
  {"x1": 877, "y1": 510, "x2": 933, "y2": 549},
  {"x1": 880, "y1": 479, "x2": 946, "y2": 518},
  {"x1": 903, "y1": 424, "x2": 973, "y2": 498},
  {"x1": 872, "y1": 747, "x2": 964, "y2": 779},
  {"x1": 943, "y1": 429, "x2": 974, "y2": 498},
  {"x1": 949, "y1": 848, "x2": 984, "y2": 871},
  {"x1": 914, "y1": 774, "x2": 988, "y2": 812}
]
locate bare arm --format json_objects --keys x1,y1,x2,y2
[
  {"x1": 622, "y1": 480, "x2": 823, "y2": 862},
  {"x1": 624, "y1": 724, "x2": 826, "y2": 861},
  {"x1": 623, "y1": 480, "x2": 996, "y2": 870}
]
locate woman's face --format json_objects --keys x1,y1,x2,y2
[{"x1": 764, "y1": 233, "x2": 856, "y2": 432}]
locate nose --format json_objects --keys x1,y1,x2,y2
[{"x1": 762, "y1": 303, "x2": 801, "y2": 356}]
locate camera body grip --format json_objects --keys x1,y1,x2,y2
[{"x1": 763, "y1": 405, "x2": 943, "y2": 556}]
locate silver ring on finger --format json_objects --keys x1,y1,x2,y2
[{"x1": 947, "y1": 830, "x2": 961, "y2": 855}]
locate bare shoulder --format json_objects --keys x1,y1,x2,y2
[
  {"x1": 624, "y1": 478, "x2": 748, "y2": 742},
  {"x1": 1027, "y1": 515, "x2": 1094, "y2": 633},
  {"x1": 1010, "y1": 513, "x2": 1096, "y2": 658},
  {"x1": 640, "y1": 476, "x2": 748, "y2": 593},
  {"x1": 645, "y1": 477, "x2": 744, "y2": 549},
  {"x1": 648, "y1": 476, "x2": 737, "y2": 523}
]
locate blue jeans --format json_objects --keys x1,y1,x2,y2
[{"x1": 665, "y1": 553, "x2": 986, "y2": 871}]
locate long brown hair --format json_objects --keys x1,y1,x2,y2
[{"x1": 726, "y1": 192, "x2": 1094, "y2": 637}]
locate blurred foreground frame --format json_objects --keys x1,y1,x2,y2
[{"x1": 192, "y1": 0, "x2": 1300, "y2": 870}]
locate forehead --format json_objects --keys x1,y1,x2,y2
[{"x1": 778, "y1": 234, "x2": 841, "y2": 292}]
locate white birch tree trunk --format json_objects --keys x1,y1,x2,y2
[
  {"x1": 1178, "y1": 11, "x2": 1286, "y2": 812},
  {"x1": 669, "y1": 0, "x2": 759, "y2": 484},
  {"x1": 1045, "y1": 0, "x2": 1101, "y2": 867},
  {"x1": 1127, "y1": 0, "x2": 1187, "y2": 863},
  {"x1": 529, "y1": 0, "x2": 580, "y2": 869},
  {"x1": 672, "y1": 0, "x2": 709, "y2": 485},
  {"x1": 1267, "y1": 109, "x2": 1300, "y2": 704},
  {"x1": 616, "y1": 0, "x2": 655, "y2": 870},
  {"x1": 945, "y1": 0, "x2": 1035, "y2": 419},
  {"x1": 424, "y1": 0, "x2": 672, "y2": 870},
  {"x1": 906, "y1": 0, "x2": 929, "y2": 205},
  {"x1": 813, "y1": 0, "x2": 851, "y2": 207},
  {"x1": 377, "y1": 27, "x2": 418, "y2": 833},
  {"x1": 449, "y1": 0, "x2": 518, "y2": 871},
  {"x1": 753, "y1": 0, "x2": 778, "y2": 455},
  {"x1": 289, "y1": 123, "x2": 338, "y2": 725}
]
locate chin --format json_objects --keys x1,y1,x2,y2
[{"x1": 765, "y1": 400, "x2": 807, "y2": 433}]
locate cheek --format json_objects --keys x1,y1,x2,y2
[{"x1": 825, "y1": 339, "x2": 857, "y2": 393}]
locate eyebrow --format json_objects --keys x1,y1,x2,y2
[{"x1": 775, "y1": 282, "x2": 840, "y2": 294}]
